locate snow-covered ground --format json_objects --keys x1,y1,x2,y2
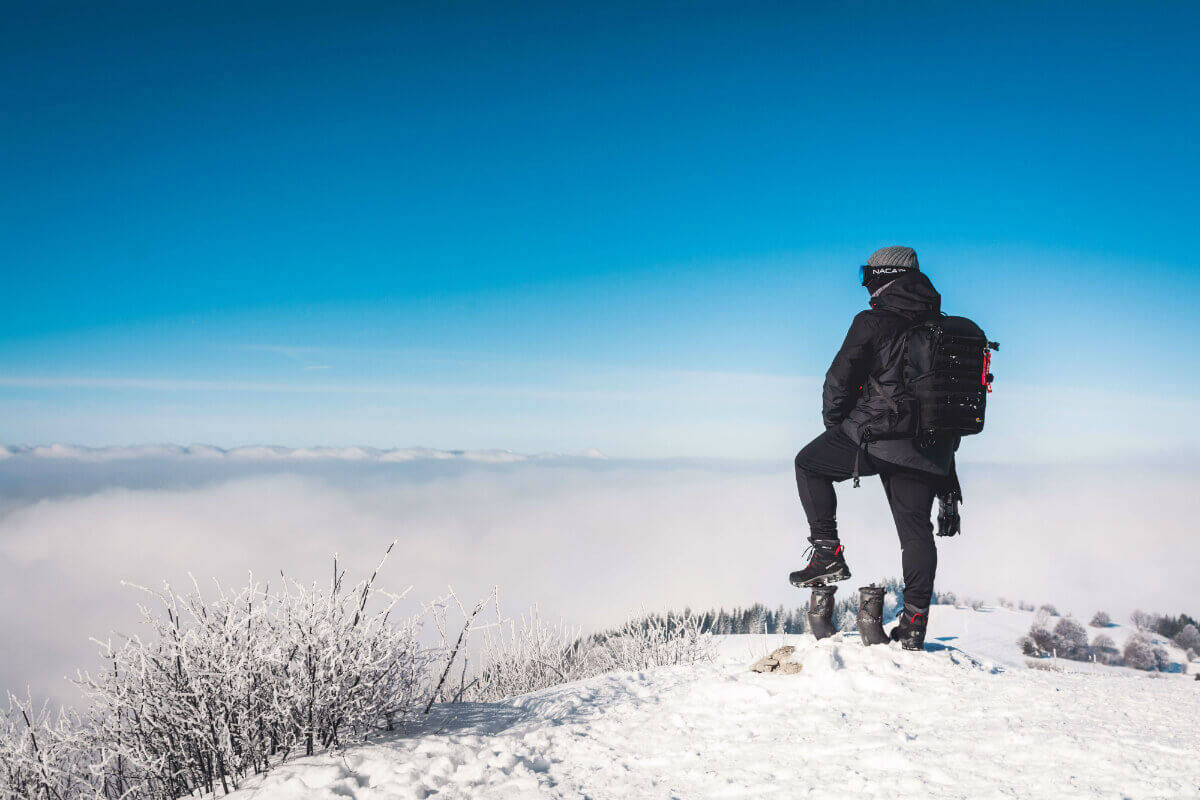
[{"x1": 226, "y1": 606, "x2": 1199, "y2": 799}]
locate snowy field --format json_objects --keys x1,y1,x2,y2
[{"x1": 222, "y1": 606, "x2": 1200, "y2": 799}]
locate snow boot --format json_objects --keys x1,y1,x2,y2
[
  {"x1": 789, "y1": 538, "x2": 851, "y2": 588},
  {"x1": 889, "y1": 607, "x2": 928, "y2": 651},
  {"x1": 807, "y1": 585, "x2": 838, "y2": 640},
  {"x1": 856, "y1": 585, "x2": 889, "y2": 646}
]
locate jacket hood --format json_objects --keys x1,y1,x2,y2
[{"x1": 869, "y1": 271, "x2": 941, "y2": 318}]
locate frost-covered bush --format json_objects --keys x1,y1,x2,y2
[
  {"x1": 1026, "y1": 625, "x2": 1058, "y2": 657},
  {"x1": 463, "y1": 608, "x2": 602, "y2": 703},
  {"x1": 1038, "y1": 603, "x2": 1058, "y2": 617},
  {"x1": 1053, "y1": 618, "x2": 1089, "y2": 660},
  {"x1": 0, "y1": 548, "x2": 448, "y2": 799},
  {"x1": 1021, "y1": 617, "x2": 1091, "y2": 662},
  {"x1": 1090, "y1": 611, "x2": 1111, "y2": 627},
  {"x1": 601, "y1": 611, "x2": 716, "y2": 671},
  {"x1": 1129, "y1": 609, "x2": 1155, "y2": 631},
  {"x1": 0, "y1": 570, "x2": 721, "y2": 799},
  {"x1": 1091, "y1": 633, "x2": 1119, "y2": 665},
  {"x1": 464, "y1": 608, "x2": 714, "y2": 704},
  {"x1": 1122, "y1": 635, "x2": 1155, "y2": 670},
  {"x1": 1172, "y1": 623, "x2": 1200, "y2": 653},
  {"x1": 1021, "y1": 609, "x2": 1059, "y2": 657},
  {"x1": 1018, "y1": 600, "x2": 1035, "y2": 612},
  {"x1": 1123, "y1": 633, "x2": 1169, "y2": 671},
  {"x1": 0, "y1": 696, "x2": 93, "y2": 800},
  {"x1": 104, "y1": 556, "x2": 432, "y2": 795},
  {"x1": 938, "y1": 592, "x2": 984, "y2": 608},
  {"x1": 0, "y1": 544, "x2": 723, "y2": 800}
]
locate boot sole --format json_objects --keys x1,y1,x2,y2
[
  {"x1": 890, "y1": 631, "x2": 927, "y2": 651},
  {"x1": 789, "y1": 565, "x2": 852, "y2": 588}
]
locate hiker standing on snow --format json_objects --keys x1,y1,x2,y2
[{"x1": 790, "y1": 246, "x2": 986, "y2": 651}]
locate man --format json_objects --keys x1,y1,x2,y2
[{"x1": 790, "y1": 246, "x2": 955, "y2": 651}]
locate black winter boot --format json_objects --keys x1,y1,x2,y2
[
  {"x1": 856, "y1": 586, "x2": 889, "y2": 646},
  {"x1": 807, "y1": 585, "x2": 838, "y2": 640},
  {"x1": 789, "y1": 538, "x2": 851, "y2": 588},
  {"x1": 889, "y1": 607, "x2": 928, "y2": 651}
]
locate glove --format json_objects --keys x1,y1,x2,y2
[{"x1": 936, "y1": 491, "x2": 961, "y2": 537}]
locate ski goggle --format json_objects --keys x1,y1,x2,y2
[{"x1": 860, "y1": 264, "x2": 917, "y2": 286}]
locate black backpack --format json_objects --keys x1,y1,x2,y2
[
  {"x1": 904, "y1": 315, "x2": 998, "y2": 444},
  {"x1": 853, "y1": 314, "x2": 997, "y2": 504},
  {"x1": 862, "y1": 314, "x2": 998, "y2": 446}
]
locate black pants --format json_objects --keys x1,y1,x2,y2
[{"x1": 794, "y1": 428, "x2": 939, "y2": 612}]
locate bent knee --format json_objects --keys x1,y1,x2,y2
[{"x1": 795, "y1": 450, "x2": 815, "y2": 478}]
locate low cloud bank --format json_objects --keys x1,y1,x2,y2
[{"x1": 0, "y1": 452, "x2": 1195, "y2": 703}]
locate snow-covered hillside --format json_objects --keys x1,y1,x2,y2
[{"x1": 220, "y1": 605, "x2": 1199, "y2": 799}]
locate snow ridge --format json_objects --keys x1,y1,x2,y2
[
  {"x1": 223, "y1": 608, "x2": 1200, "y2": 799},
  {"x1": 0, "y1": 444, "x2": 608, "y2": 463}
]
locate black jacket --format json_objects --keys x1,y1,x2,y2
[{"x1": 821, "y1": 271, "x2": 956, "y2": 475}]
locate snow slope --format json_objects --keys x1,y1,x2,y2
[
  {"x1": 903, "y1": 604, "x2": 1191, "y2": 674},
  {"x1": 225, "y1": 606, "x2": 1199, "y2": 799}
]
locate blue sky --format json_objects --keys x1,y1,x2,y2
[{"x1": 2, "y1": 1, "x2": 1198, "y2": 458}]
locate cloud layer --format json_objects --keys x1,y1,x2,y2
[{"x1": 0, "y1": 452, "x2": 1196, "y2": 704}]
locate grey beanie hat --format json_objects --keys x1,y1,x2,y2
[{"x1": 866, "y1": 245, "x2": 919, "y2": 269}]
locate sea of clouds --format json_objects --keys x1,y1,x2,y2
[{"x1": 1, "y1": 446, "x2": 1196, "y2": 703}]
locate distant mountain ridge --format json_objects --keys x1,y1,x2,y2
[{"x1": 0, "y1": 443, "x2": 609, "y2": 463}]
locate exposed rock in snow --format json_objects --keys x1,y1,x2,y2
[{"x1": 748, "y1": 645, "x2": 801, "y2": 674}]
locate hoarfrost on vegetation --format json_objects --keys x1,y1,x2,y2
[
  {"x1": 1171, "y1": 623, "x2": 1200, "y2": 653},
  {"x1": 0, "y1": 550, "x2": 712, "y2": 799},
  {"x1": 1123, "y1": 632, "x2": 1170, "y2": 672}
]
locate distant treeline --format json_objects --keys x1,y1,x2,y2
[
  {"x1": 598, "y1": 591, "x2": 1199, "y2": 672},
  {"x1": 611, "y1": 579, "x2": 911, "y2": 636}
]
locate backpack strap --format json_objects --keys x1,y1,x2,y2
[
  {"x1": 947, "y1": 455, "x2": 963, "y2": 503},
  {"x1": 851, "y1": 437, "x2": 869, "y2": 488}
]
